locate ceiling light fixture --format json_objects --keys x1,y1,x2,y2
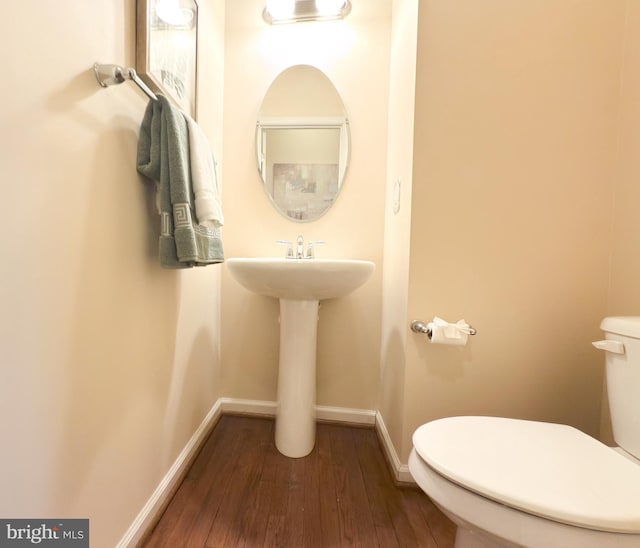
[{"x1": 263, "y1": 0, "x2": 351, "y2": 25}]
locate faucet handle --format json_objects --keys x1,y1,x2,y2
[
  {"x1": 276, "y1": 240, "x2": 294, "y2": 259},
  {"x1": 305, "y1": 240, "x2": 325, "y2": 259}
]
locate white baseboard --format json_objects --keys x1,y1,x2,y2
[
  {"x1": 117, "y1": 398, "x2": 411, "y2": 547},
  {"x1": 218, "y1": 397, "x2": 277, "y2": 417},
  {"x1": 316, "y1": 404, "x2": 376, "y2": 425},
  {"x1": 116, "y1": 399, "x2": 223, "y2": 548},
  {"x1": 218, "y1": 397, "x2": 377, "y2": 426},
  {"x1": 375, "y1": 411, "x2": 414, "y2": 484},
  {"x1": 217, "y1": 400, "x2": 412, "y2": 483}
]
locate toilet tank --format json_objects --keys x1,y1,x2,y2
[{"x1": 599, "y1": 316, "x2": 640, "y2": 459}]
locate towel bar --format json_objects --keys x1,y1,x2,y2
[{"x1": 93, "y1": 62, "x2": 158, "y2": 101}]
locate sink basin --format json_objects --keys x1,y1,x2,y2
[
  {"x1": 226, "y1": 257, "x2": 375, "y2": 458},
  {"x1": 226, "y1": 258, "x2": 374, "y2": 301}
]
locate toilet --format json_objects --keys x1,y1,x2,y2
[{"x1": 408, "y1": 316, "x2": 640, "y2": 548}]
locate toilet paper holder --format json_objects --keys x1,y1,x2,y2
[{"x1": 411, "y1": 319, "x2": 477, "y2": 339}]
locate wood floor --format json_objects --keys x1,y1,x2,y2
[{"x1": 142, "y1": 415, "x2": 456, "y2": 547}]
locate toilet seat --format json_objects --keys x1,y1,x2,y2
[{"x1": 413, "y1": 416, "x2": 640, "y2": 533}]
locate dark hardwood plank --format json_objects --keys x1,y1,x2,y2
[
  {"x1": 351, "y1": 427, "x2": 403, "y2": 547},
  {"x1": 236, "y1": 433, "x2": 281, "y2": 546},
  {"x1": 300, "y1": 424, "x2": 327, "y2": 547},
  {"x1": 330, "y1": 425, "x2": 377, "y2": 546},
  {"x1": 142, "y1": 415, "x2": 456, "y2": 548},
  {"x1": 205, "y1": 417, "x2": 273, "y2": 547},
  {"x1": 313, "y1": 423, "x2": 342, "y2": 547},
  {"x1": 219, "y1": 428, "x2": 274, "y2": 547},
  {"x1": 261, "y1": 442, "x2": 290, "y2": 547},
  {"x1": 183, "y1": 417, "x2": 253, "y2": 546},
  {"x1": 144, "y1": 417, "x2": 237, "y2": 547},
  {"x1": 412, "y1": 487, "x2": 457, "y2": 547},
  {"x1": 398, "y1": 487, "x2": 441, "y2": 548},
  {"x1": 282, "y1": 455, "x2": 306, "y2": 547}
]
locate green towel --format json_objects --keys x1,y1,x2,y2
[{"x1": 137, "y1": 95, "x2": 224, "y2": 268}]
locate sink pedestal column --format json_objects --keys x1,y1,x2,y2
[{"x1": 275, "y1": 298, "x2": 319, "y2": 458}]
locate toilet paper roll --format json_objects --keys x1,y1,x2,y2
[{"x1": 427, "y1": 318, "x2": 470, "y2": 346}]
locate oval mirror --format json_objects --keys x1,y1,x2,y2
[{"x1": 256, "y1": 65, "x2": 350, "y2": 222}]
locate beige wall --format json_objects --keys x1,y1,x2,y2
[
  {"x1": 220, "y1": 0, "x2": 390, "y2": 409},
  {"x1": 380, "y1": 0, "x2": 419, "y2": 459},
  {"x1": 395, "y1": 0, "x2": 626, "y2": 461},
  {"x1": 605, "y1": 1, "x2": 640, "y2": 443},
  {"x1": 0, "y1": 1, "x2": 225, "y2": 546},
  {"x1": 610, "y1": 1, "x2": 640, "y2": 315}
]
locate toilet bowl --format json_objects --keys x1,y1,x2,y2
[
  {"x1": 409, "y1": 416, "x2": 640, "y2": 548},
  {"x1": 408, "y1": 317, "x2": 640, "y2": 548}
]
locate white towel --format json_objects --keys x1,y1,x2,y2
[{"x1": 183, "y1": 113, "x2": 224, "y2": 229}]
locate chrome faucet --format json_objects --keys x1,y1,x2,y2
[
  {"x1": 277, "y1": 235, "x2": 325, "y2": 259},
  {"x1": 296, "y1": 235, "x2": 304, "y2": 259}
]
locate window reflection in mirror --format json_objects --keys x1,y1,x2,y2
[{"x1": 256, "y1": 65, "x2": 350, "y2": 222}]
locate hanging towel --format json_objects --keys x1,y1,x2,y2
[
  {"x1": 183, "y1": 113, "x2": 224, "y2": 229},
  {"x1": 137, "y1": 96, "x2": 224, "y2": 268}
]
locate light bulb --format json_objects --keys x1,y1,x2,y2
[
  {"x1": 315, "y1": 0, "x2": 346, "y2": 16},
  {"x1": 266, "y1": 0, "x2": 296, "y2": 20}
]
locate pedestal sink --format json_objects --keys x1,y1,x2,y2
[{"x1": 226, "y1": 258, "x2": 375, "y2": 458}]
